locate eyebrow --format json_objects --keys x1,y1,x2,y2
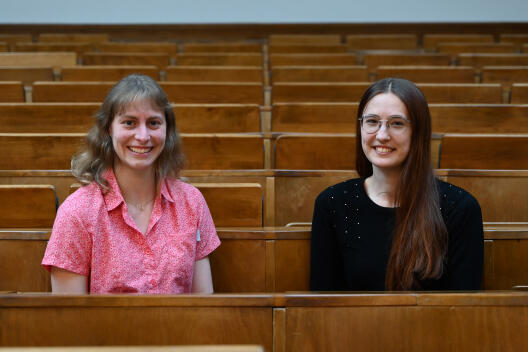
[{"x1": 362, "y1": 113, "x2": 407, "y2": 119}]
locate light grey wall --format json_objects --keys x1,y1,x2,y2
[{"x1": 2, "y1": 0, "x2": 528, "y2": 24}]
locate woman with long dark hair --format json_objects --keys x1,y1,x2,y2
[
  {"x1": 42, "y1": 74, "x2": 220, "y2": 294},
  {"x1": 310, "y1": 78, "x2": 483, "y2": 291}
]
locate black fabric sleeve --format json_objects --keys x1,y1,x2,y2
[
  {"x1": 445, "y1": 193, "x2": 484, "y2": 290},
  {"x1": 310, "y1": 191, "x2": 347, "y2": 291}
]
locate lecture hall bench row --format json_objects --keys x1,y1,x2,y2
[{"x1": 1, "y1": 81, "x2": 528, "y2": 104}]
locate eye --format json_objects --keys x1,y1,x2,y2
[
  {"x1": 149, "y1": 119, "x2": 163, "y2": 128},
  {"x1": 122, "y1": 120, "x2": 135, "y2": 127},
  {"x1": 390, "y1": 119, "x2": 407, "y2": 128},
  {"x1": 364, "y1": 117, "x2": 380, "y2": 126}
]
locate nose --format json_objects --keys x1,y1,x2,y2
[
  {"x1": 135, "y1": 123, "x2": 150, "y2": 143},
  {"x1": 376, "y1": 121, "x2": 391, "y2": 141}
]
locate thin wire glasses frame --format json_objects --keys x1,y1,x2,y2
[{"x1": 358, "y1": 115, "x2": 411, "y2": 134}]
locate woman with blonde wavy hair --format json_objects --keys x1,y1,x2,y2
[{"x1": 43, "y1": 74, "x2": 220, "y2": 294}]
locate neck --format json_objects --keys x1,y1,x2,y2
[
  {"x1": 365, "y1": 166, "x2": 402, "y2": 207},
  {"x1": 113, "y1": 162, "x2": 157, "y2": 206}
]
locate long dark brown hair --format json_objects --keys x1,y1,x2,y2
[
  {"x1": 355, "y1": 78, "x2": 447, "y2": 290},
  {"x1": 71, "y1": 74, "x2": 185, "y2": 190}
]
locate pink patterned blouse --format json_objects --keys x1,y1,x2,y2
[{"x1": 42, "y1": 169, "x2": 220, "y2": 294}]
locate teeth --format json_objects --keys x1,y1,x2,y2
[
  {"x1": 129, "y1": 147, "x2": 152, "y2": 154},
  {"x1": 375, "y1": 146, "x2": 392, "y2": 153}
]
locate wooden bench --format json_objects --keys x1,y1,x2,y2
[
  {"x1": 38, "y1": 33, "x2": 109, "y2": 43},
  {"x1": 437, "y1": 42, "x2": 516, "y2": 55},
  {"x1": 499, "y1": 33, "x2": 528, "y2": 51},
  {"x1": 160, "y1": 82, "x2": 264, "y2": 104},
  {"x1": 174, "y1": 104, "x2": 262, "y2": 133},
  {"x1": 269, "y1": 34, "x2": 342, "y2": 45},
  {"x1": 271, "y1": 66, "x2": 368, "y2": 83},
  {"x1": 14, "y1": 42, "x2": 96, "y2": 55},
  {"x1": 32, "y1": 82, "x2": 113, "y2": 102},
  {"x1": 175, "y1": 53, "x2": 263, "y2": 66},
  {"x1": 82, "y1": 53, "x2": 170, "y2": 68},
  {"x1": 375, "y1": 66, "x2": 476, "y2": 83},
  {"x1": 481, "y1": 66, "x2": 528, "y2": 87},
  {"x1": 511, "y1": 83, "x2": 528, "y2": 103},
  {"x1": 363, "y1": 53, "x2": 451, "y2": 68},
  {"x1": 346, "y1": 34, "x2": 417, "y2": 50},
  {"x1": 268, "y1": 44, "x2": 348, "y2": 54},
  {"x1": 0, "y1": 347, "x2": 264, "y2": 352},
  {"x1": 458, "y1": 53, "x2": 528, "y2": 68},
  {"x1": 0, "y1": 82, "x2": 25, "y2": 102},
  {"x1": 422, "y1": 34, "x2": 494, "y2": 51},
  {"x1": 439, "y1": 134, "x2": 528, "y2": 169},
  {"x1": 60, "y1": 65, "x2": 159, "y2": 81},
  {"x1": 271, "y1": 83, "x2": 502, "y2": 103},
  {"x1": 0, "y1": 67, "x2": 54, "y2": 84},
  {"x1": 269, "y1": 54, "x2": 357, "y2": 66},
  {"x1": 0, "y1": 52, "x2": 76, "y2": 67},
  {"x1": 97, "y1": 42, "x2": 179, "y2": 56},
  {"x1": 0, "y1": 34, "x2": 32, "y2": 49},
  {"x1": 182, "y1": 42, "x2": 262, "y2": 53},
  {"x1": 0, "y1": 42, "x2": 7, "y2": 52},
  {"x1": 0, "y1": 185, "x2": 56, "y2": 228},
  {"x1": 165, "y1": 66, "x2": 263, "y2": 83},
  {"x1": 0, "y1": 103, "x2": 97, "y2": 133}
]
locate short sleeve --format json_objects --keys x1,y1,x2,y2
[
  {"x1": 195, "y1": 194, "x2": 220, "y2": 260},
  {"x1": 41, "y1": 198, "x2": 93, "y2": 276}
]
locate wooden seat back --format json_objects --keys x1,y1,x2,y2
[
  {"x1": 363, "y1": 53, "x2": 451, "y2": 68},
  {"x1": 60, "y1": 65, "x2": 159, "y2": 81},
  {"x1": 270, "y1": 54, "x2": 357, "y2": 66},
  {"x1": 437, "y1": 42, "x2": 516, "y2": 55},
  {"x1": 14, "y1": 42, "x2": 95, "y2": 55},
  {"x1": 175, "y1": 53, "x2": 263, "y2": 66},
  {"x1": 439, "y1": 134, "x2": 528, "y2": 169},
  {"x1": 38, "y1": 33, "x2": 109, "y2": 43},
  {"x1": 174, "y1": 104, "x2": 261, "y2": 133},
  {"x1": 0, "y1": 34, "x2": 32, "y2": 49},
  {"x1": 160, "y1": 82, "x2": 264, "y2": 104},
  {"x1": 375, "y1": 66, "x2": 476, "y2": 83},
  {"x1": 481, "y1": 66, "x2": 528, "y2": 87},
  {"x1": 500, "y1": 33, "x2": 528, "y2": 51},
  {"x1": 269, "y1": 34, "x2": 342, "y2": 45},
  {"x1": 0, "y1": 42, "x2": 7, "y2": 52},
  {"x1": 182, "y1": 42, "x2": 262, "y2": 53},
  {"x1": 82, "y1": 53, "x2": 170, "y2": 68},
  {"x1": 166, "y1": 66, "x2": 263, "y2": 83},
  {"x1": 458, "y1": 53, "x2": 528, "y2": 68},
  {"x1": 271, "y1": 66, "x2": 368, "y2": 83},
  {"x1": 0, "y1": 52, "x2": 76, "y2": 67},
  {"x1": 269, "y1": 44, "x2": 348, "y2": 54},
  {"x1": 0, "y1": 67, "x2": 54, "y2": 84},
  {"x1": 418, "y1": 83, "x2": 503, "y2": 103},
  {"x1": 32, "y1": 82, "x2": 113, "y2": 102},
  {"x1": 511, "y1": 83, "x2": 528, "y2": 103},
  {"x1": 272, "y1": 82, "x2": 369, "y2": 103},
  {"x1": 422, "y1": 34, "x2": 494, "y2": 50},
  {"x1": 97, "y1": 42, "x2": 179, "y2": 55},
  {"x1": 0, "y1": 82, "x2": 25, "y2": 102},
  {"x1": 0, "y1": 185, "x2": 57, "y2": 228},
  {"x1": 346, "y1": 34, "x2": 417, "y2": 50}
]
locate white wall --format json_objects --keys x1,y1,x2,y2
[{"x1": 2, "y1": 0, "x2": 528, "y2": 24}]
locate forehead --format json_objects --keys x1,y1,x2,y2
[
  {"x1": 363, "y1": 92, "x2": 408, "y2": 117},
  {"x1": 115, "y1": 98, "x2": 164, "y2": 117}
]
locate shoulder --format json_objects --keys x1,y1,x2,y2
[
  {"x1": 58, "y1": 182, "x2": 103, "y2": 216},
  {"x1": 436, "y1": 179, "x2": 482, "y2": 230},
  {"x1": 164, "y1": 178, "x2": 207, "y2": 206},
  {"x1": 315, "y1": 178, "x2": 362, "y2": 207}
]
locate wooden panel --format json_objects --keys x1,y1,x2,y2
[
  {"x1": 0, "y1": 53, "x2": 76, "y2": 67},
  {"x1": 500, "y1": 34, "x2": 528, "y2": 50},
  {"x1": 182, "y1": 134, "x2": 264, "y2": 170},
  {"x1": 0, "y1": 185, "x2": 56, "y2": 228},
  {"x1": 82, "y1": 53, "x2": 170, "y2": 68},
  {"x1": 437, "y1": 42, "x2": 516, "y2": 55},
  {"x1": 363, "y1": 53, "x2": 451, "y2": 68},
  {"x1": 32, "y1": 82, "x2": 113, "y2": 102},
  {"x1": 270, "y1": 54, "x2": 357, "y2": 67},
  {"x1": 274, "y1": 134, "x2": 356, "y2": 170},
  {"x1": 97, "y1": 42, "x2": 179, "y2": 55},
  {"x1": 271, "y1": 102, "x2": 358, "y2": 133},
  {"x1": 429, "y1": 104, "x2": 528, "y2": 133},
  {"x1": 210, "y1": 238, "x2": 267, "y2": 292},
  {"x1": 375, "y1": 66, "x2": 476, "y2": 83},
  {"x1": 166, "y1": 66, "x2": 263, "y2": 83},
  {"x1": 0, "y1": 82, "x2": 24, "y2": 102},
  {"x1": 487, "y1": 239, "x2": 528, "y2": 289},
  {"x1": 271, "y1": 66, "x2": 368, "y2": 83},
  {"x1": 481, "y1": 66, "x2": 528, "y2": 86},
  {"x1": 274, "y1": 171, "x2": 357, "y2": 226},
  {"x1": 458, "y1": 54, "x2": 528, "y2": 68},
  {"x1": 160, "y1": 82, "x2": 263, "y2": 104},
  {"x1": 0, "y1": 67, "x2": 53, "y2": 84},
  {"x1": 269, "y1": 44, "x2": 347, "y2": 54},
  {"x1": 445, "y1": 170, "x2": 528, "y2": 222},
  {"x1": 61, "y1": 66, "x2": 159, "y2": 81},
  {"x1": 0, "y1": 347, "x2": 264, "y2": 352},
  {"x1": 440, "y1": 135, "x2": 528, "y2": 170},
  {"x1": 175, "y1": 54, "x2": 262, "y2": 66},
  {"x1": 14, "y1": 42, "x2": 96, "y2": 55},
  {"x1": 346, "y1": 34, "x2": 417, "y2": 50},
  {"x1": 272, "y1": 82, "x2": 369, "y2": 103},
  {"x1": 0, "y1": 103, "x2": 97, "y2": 133},
  {"x1": 0, "y1": 295, "x2": 273, "y2": 350},
  {"x1": 174, "y1": 104, "x2": 261, "y2": 133},
  {"x1": 422, "y1": 34, "x2": 494, "y2": 50},
  {"x1": 269, "y1": 34, "x2": 342, "y2": 45},
  {"x1": 0, "y1": 133, "x2": 84, "y2": 170},
  {"x1": 38, "y1": 33, "x2": 109, "y2": 43},
  {"x1": 511, "y1": 83, "x2": 528, "y2": 103},
  {"x1": 522, "y1": 44, "x2": 528, "y2": 53},
  {"x1": 0, "y1": 234, "x2": 50, "y2": 292},
  {"x1": 0, "y1": 34, "x2": 33, "y2": 46},
  {"x1": 275, "y1": 239, "x2": 310, "y2": 291},
  {"x1": 182, "y1": 42, "x2": 262, "y2": 53},
  {"x1": 195, "y1": 183, "x2": 262, "y2": 227},
  {"x1": 0, "y1": 42, "x2": 6, "y2": 52},
  {"x1": 418, "y1": 83, "x2": 502, "y2": 103}
]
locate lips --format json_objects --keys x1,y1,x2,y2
[{"x1": 128, "y1": 146, "x2": 153, "y2": 154}]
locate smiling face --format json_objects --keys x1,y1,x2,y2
[
  {"x1": 109, "y1": 99, "x2": 166, "y2": 174},
  {"x1": 360, "y1": 92, "x2": 412, "y2": 173}
]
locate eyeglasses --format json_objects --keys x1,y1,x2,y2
[{"x1": 358, "y1": 116, "x2": 411, "y2": 134}]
